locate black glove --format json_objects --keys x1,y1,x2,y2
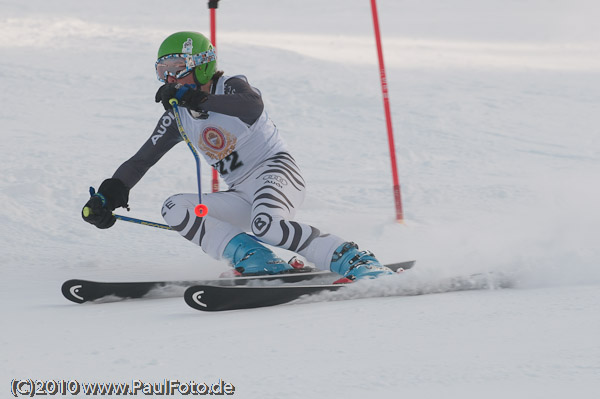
[
  {"x1": 82, "y1": 178, "x2": 130, "y2": 229},
  {"x1": 97, "y1": 178, "x2": 129, "y2": 210},
  {"x1": 155, "y1": 83, "x2": 208, "y2": 111},
  {"x1": 82, "y1": 195, "x2": 116, "y2": 229}
]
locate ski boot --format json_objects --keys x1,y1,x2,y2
[
  {"x1": 222, "y1": 233, "x2": 295, "y2": 276},
  {"x1": 330, "y1": 242, "x2": 394, "y2": 283}
]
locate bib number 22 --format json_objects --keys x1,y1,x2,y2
[{"x1": 214, "y1": 151, "x2": 244, "y2": 176}]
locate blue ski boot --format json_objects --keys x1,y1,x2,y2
[
  {"x1": 330, "y1": 242, "x2": 394, "y2": 282},
  {"x1": 223, "y1": 233, "x2": 294, "y2": 276}
]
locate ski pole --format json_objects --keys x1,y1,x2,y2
[
  {"x1": 114, "y1": 214, "x2": 173, "y2": 230},
  {"x1": 82, "y1": 204, "x2": 172, "y2": 230},
  {"x1": 169, "y1": 97, "x2": 209, "y2": 218}
]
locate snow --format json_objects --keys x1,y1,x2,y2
[{"x1": 2, "y1": 0, "x2": 600, "y2": 397}]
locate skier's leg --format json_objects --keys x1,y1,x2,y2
[
  {"x1": 161, "y1": 193, "x2": 244, "y2": 260},
  {"x1": 162, "y1": 191, "x2": 293, "y2": 275},
  {"x1": 245, "y1": 153, "x2": 338, "y2": 267},
  {"x1": 247, "y1": 153, "x2": 394, "y2": 280}
]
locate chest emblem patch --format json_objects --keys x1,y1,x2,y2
[{"x1": 199, "y1": 126, "x2": 237, "y2": 160}]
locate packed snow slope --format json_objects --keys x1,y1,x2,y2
[{"x1": 1, "y1": 1, "x2": 599, "y2": 398}]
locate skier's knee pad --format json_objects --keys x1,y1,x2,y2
[{"x1": 161, "y1": 194, "x2": 195, "y2": 227}]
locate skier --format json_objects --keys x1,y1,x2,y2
[{"x1": 82, "y1": 31, "x2": 394, "y2": 282}]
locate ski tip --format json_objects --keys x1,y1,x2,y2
[
  {"x1": 61, "y1": 280, "x2": 88, "y2": 304},
  {"x1": 184, "y1": 285, "x2": 214, "y2": 311},
  {"x1": 386, "y1": 260, "x2": 416, "y2": 272}
]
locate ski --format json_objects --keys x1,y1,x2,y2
[
  {"x1": 185, "y1": 284, "x2": 342, "y2": 311},
  {"x1": 61, "y1": 260, "x2": 415, "y2": 304},
  {"x1": 184, "y1": 271, "x2": 513, "y2": 312}
]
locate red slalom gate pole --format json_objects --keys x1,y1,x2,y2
[
  {"x1": 370, "y1": 0, "x2": 404, "y2": 223},
  {"x1": 209, "y1": 0, "x2": 220, "y2": 193},
  {"x1": 209, "y1": 1, "x2": 217, "y2": 47}
]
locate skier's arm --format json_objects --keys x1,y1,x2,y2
[
  {"x1": 200, "y1": 77, "x2": 264, "y2": 125},
  {"x1": 112, "y1": 111, "x2": 183, "y2": 189},
  {"x1": 82, "y1": 111, "x2": 182, "y2": 229},
  {"x1": 155, "y1": 77, "x2": 264, "y2": 125}
]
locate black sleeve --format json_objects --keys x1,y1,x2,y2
[
  {"x1": 112, "y1": 111, "x2": 182, "y2": 189},
  {"x1": 200, "y1": 77, "x2": 264, "y2": 125}
]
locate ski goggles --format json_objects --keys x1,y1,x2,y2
[{"x1": 155, "y1": 49, "x2": 216, "y2": 82}]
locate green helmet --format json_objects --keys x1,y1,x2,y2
[{"x1": 157, "y1": 31, "x2": 216, "y2": 85}]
